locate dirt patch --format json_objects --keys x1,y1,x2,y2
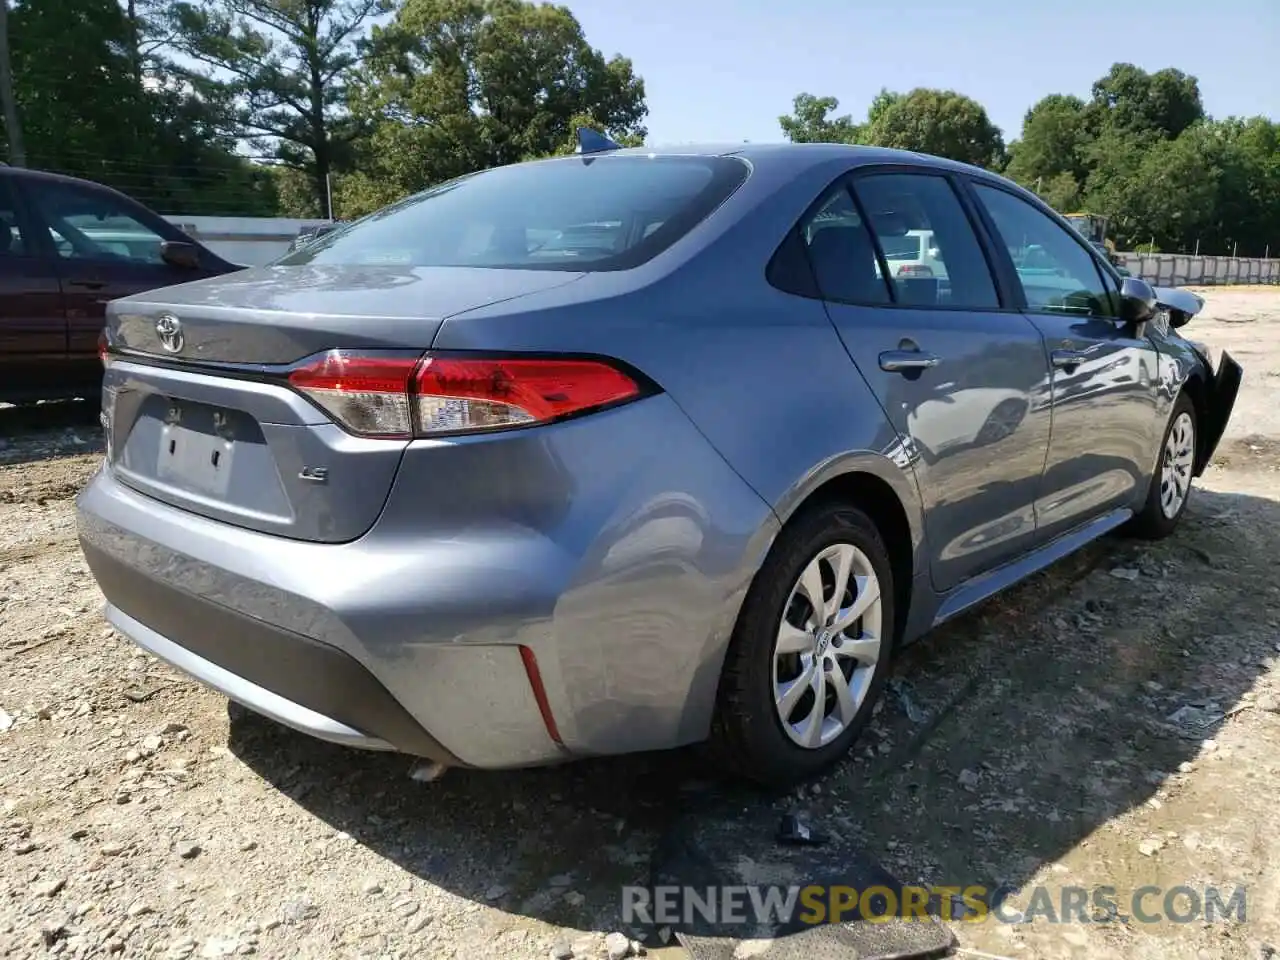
[{"x1": 3, "y1": 294, "x2": 1280, "y2": 960}]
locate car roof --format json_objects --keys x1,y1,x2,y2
[
  {"x1": 0, "y1": 164, "x2": 153, "y2": 209},
  {"x1": 599, "y1": 141, "x2": 998, "y2": 179}
]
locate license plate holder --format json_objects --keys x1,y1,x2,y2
[{"x1": 156, "y1": 419, "x2": 236, "y2": 498}]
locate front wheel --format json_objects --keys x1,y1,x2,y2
[
  {"x1": 709, "y1": 502, "x2": 895, "y2": 787},
  {"x1": 1128, "y1": 394, "x2": 1197, "y2": 539}
]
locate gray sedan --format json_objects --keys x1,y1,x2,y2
[{"x1": 78, "y1": 137, "x2": 1240, "y2": 786}]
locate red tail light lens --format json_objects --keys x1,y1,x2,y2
[
  {"x1": 288, "y1": 351, "x2": 419, "y2": 438},
  {"x1": 413, "y1": 357, "x2": 641, "y2": 435},
  {"x1": 98, "y1": 330, "x2": 110, "y2": 367},
  {"x1": 288, "y1": 351, "x2": 643, "y2": 438}
]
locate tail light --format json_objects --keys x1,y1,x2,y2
[
  {"x1": 98, "y1": 330, "x2": 111, "y2": 368},
  {"x1": 287, "y1": 352, "x2": 419, "y2": 437},
  {"x1": 288, "y1": 350, "x2": 643, "y2": 439},
  {"x1": 896, "y1": 264, "x2": 934, "y2": 278}
]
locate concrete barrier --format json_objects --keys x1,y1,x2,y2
[
  {"x1": 163, "y1": 216, "x2": 335, "y2": 267},
  {"x1": 1116, "y1": 252, "x2": 1280, "y2": 286}
]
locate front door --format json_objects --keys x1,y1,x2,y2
[
  {"x1": 0, "y1": 176, "x2": 67, "y2": 400},
  {"x1": 803, "y1": 170, "x2": 1053, "y2": 593},
  {"x1": 968, "y1": 182, "x2": 1161, "y2": 541}
]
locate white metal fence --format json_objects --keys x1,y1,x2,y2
[{"x1": 1116, "y1": 253, "x2": 1280, "y2": 286}]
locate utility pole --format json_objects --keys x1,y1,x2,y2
[{"x1": 0, "y1": 0, "x2": 25, "y2": 167}]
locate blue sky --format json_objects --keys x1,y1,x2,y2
[{"x1": 564, "y1": 0, "x2": 1280, "y2": 145}]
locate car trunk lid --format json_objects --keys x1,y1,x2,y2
[
  {"x1": 110, "y1": 264, "x2": 584, "y2": 363},
  {"x1": 102, "y1": 265, "x2": 584, "y2": 543}
]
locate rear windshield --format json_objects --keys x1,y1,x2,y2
[{"x1": 281, "y1": 155, "x2": 750, "y2": 272}]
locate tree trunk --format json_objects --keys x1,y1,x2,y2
[
  {"x1": 309, "y1": 59, "x2": 330, "y2": 218},
  {"x1": 313, "y1": 142, "x2": 330, "y2": 219},
  {"x1": 0, "y1": 0, "x2": 25, "y2": 167},
  {"x1": 126, "y1": 0, "x2": 143, "y2": 86}
]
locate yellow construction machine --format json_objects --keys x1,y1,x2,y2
[{"x1": 1063, "y1": 213, "x2": 1117, "y2": 257}]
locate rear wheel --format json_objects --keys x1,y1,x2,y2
[
  {"x1": 709, "y1": 502, "x2": 894, "y2": 787},
  {"x1": 1128, "y1": 393, "x2": 1197, "y2": 539}
]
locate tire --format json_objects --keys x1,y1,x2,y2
[
  {"x1": 709, "y1": 501, "x2": 896, "y2": 787},
  {"x1": 1127, "y1": 393, "x2": 1197, "y2": 540}
]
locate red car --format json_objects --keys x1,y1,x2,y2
[{"x1": 0, "y1": 166, "x2": 238, "y2": 403}]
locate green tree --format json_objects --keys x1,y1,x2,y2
[
  {"x1": 778, "y1": 93, "x2": 860, "y2": 144},
  {"x1": 0, "y1": 0, "x2": 23, "y2": 166},
  {"x1": 165, "y1": 0, "x2": 386, "y2": 215},
  {"x1": 339, "y1": 0, "x2": 646, "y2": 217},
  {"x1": 1086, "y1": 63, "x2": 1203, "y2": 141},
  {"x1": 1084, "y1": 126, "x2": 1219, "y2": 251},
  {"x1": 0, "y1": 0, "x2": 276, "y2": 215},
  {"x1": 864, "y1": 88, "x2": 1005, "y2": 168},
  {"x1": 1005, "y1": 94, "x2": 1088, "y2": 188}
]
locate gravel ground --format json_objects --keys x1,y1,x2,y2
[{"x1": 2, "y1": 287, "x2": 1279, "y2": 960}]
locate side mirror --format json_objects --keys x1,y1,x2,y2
[
  {"x1": 161, "y1": 239, "x2": 201, "y2": 269},
  {"x1": 1119, "y1": 276, "x2": 1156, "y2": 324}
]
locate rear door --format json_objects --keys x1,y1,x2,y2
[
  {"x1": 806, "y1": 168, "x2": 1052, "y2": 592},
  {"x1": 23, "y1": 178, "x2": 215, "y2": 386},
  {"x1": 966, "y1": 181, "x2": 1161, "y2": 540},
  {"x1": 0, "y1": 175, "x2": 67, "y2": 399}
]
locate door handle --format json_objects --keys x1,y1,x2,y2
[
  {"x1": 879, "y1": 350, "x2": 941, "y2": 373},
  {"x1": 68, "y1": 279, "x2": 107, "y2": 290},
  {"x1": 1051, "y1": 349, "x2": 1088, "y2": 369}
]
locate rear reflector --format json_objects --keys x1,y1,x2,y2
[
  {"x1": 896, "y1": 264, "x2": 934, "y2": 277},
  {"x1": 518, "y1": 645, "x2": 563, "y2": 745},
  {"x1": 288, "y1": 350, "x2": 643, "y2": 438}
]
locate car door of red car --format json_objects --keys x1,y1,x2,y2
[
  {"x1": 0, "y1": 174, "x2": 69, "y2": 401},
  {"x1": 23, "y1": 177, "x2": 218, "y2": 388}
]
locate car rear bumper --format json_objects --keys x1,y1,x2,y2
[
  {"x1": 77, "y1": 393, "x2": 777, "y2": 768},
  {"x1": 78, "y1": 466, "x2": 570, "y2": 768},
  {"x1": 90, "y1": 566, "x2": 460, "y2": 761}
]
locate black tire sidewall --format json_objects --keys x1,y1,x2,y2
[
  {"x1": 722, "y1": 503, "x2": 896, "y2": 785},
  {"x1": 1136, "y1": 393, "x2": 1198, "y2": 537}
]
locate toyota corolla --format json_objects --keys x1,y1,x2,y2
[{"x1": 78, "y1": 135, "x2": 1240, "y2": 786}]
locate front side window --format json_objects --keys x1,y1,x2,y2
[
  {"x1": 972, "y1": 184, "x2": 1116, "y2": 318},
  {"x1": 852, "y1": 173, "x2": 1000, "y2": 309},
  {"x1": 281, "y1": 155, "x2": 750, "y2": 272},
  {"x1": 27, "y1": 181, "x2": 167, "y2": 265}
]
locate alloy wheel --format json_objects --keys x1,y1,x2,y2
[
  {"x1": 1160, "y1": 411, "x2": 1195, "y2": 519},
  {"x1": 772, "y1": 543, "x2": 884, "y2": 749}
]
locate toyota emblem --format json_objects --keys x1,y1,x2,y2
[{"x1": 155, "y1": 314, "x2": 184, "y2": 353}]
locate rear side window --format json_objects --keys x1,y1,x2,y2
[
  {"x1": 282, "y1": 156, "x2": 750, "y2": 272},
  {"x1": 0, "y1": 179, "x2": 31, "y2": 257},
  {"x1": 799, "y1": 187, "x2": 892, "y2": 305},
  {"x1": 852, "y1": 173, "x2": 1000, "y2": 309}
]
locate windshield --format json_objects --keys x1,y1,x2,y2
[
  {"x1": 282, "y1": 155, "x2": 750, "y2": 272},
  {"x1": 880, "y1": 234, "x2": 923, "y2": 260}
]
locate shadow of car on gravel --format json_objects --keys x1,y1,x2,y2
[
  {"x1": 0, "y1": 400, "x2": 103, "y2": 467},
  {"x1": 225, "y1": 485, "x2": 1280, "y2": 945}
]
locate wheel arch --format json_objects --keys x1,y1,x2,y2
[
  {"x1": 773, "y1": 454, "x2": 924, "y2": 643},
  {"x1": 1177, "y1": 372, "x2": 1213, "y2": 474}
]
